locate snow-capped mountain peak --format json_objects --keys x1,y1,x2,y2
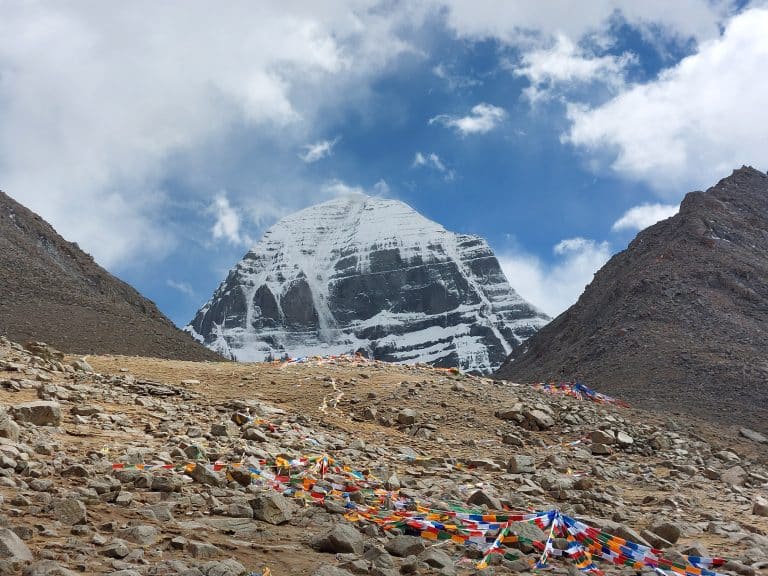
[{"x1": 187, "y1": 194, "x2": 549, "y2": 373}]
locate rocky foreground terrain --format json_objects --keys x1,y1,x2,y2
[{"x1": 0, "y1": 338, "x2": 766, "y2": 576}]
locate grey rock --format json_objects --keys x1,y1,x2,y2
[
  {"x1": 210, "y1": 422, "x2": 236, "y2": 437},
  {"x1": 384, "y1": 535, "x2": 425, "y2": 557},
  {"x1": 70, "y1": 359, "x2": 94, "y2": 372},
  {"x1": 0, "y1": 409, "x2": 20, "y2": 442},
  {"x1": 752, "y1": 497, "x2": 768, "y2": 517},
  {"x1": 418, "y1": 548, "x2": 454, "y2": 568},
  {"x1": 362, "y1": 546, "x2": 395, "y2": 570},
  {"x1": 243, "y1": 427, "x2": 268, "y2": 442},
  {"x1": 201, "y1": 559, "x2": 248, "y2": 576},
  {"x1": 739, "y1": 428, "x2": 767, "y2": 444},
  {"x1": 722, "y1": 466, "x2": 747, "y2": 486},
  {"x1": 117, "y1": 524, "x2": 158, "y2": 545},
  {"x1": 11, "y1": 401, "x2": 61, "y2": 426},
  {"x1": 385, "y1": 472, "x2": 400, "y2": 490},
  {"x1": 311, "y1": 523, "x2": 364, "y2": 554},
  {"x1": 187, "y1": 541, "x2": 221, "y2": 559},
  {"x1": 722, "y1": 560, "x2": 756, "y2": 576},
  {"x1": 641, "y1": 529, "x2": 673, "y2": 549},
  {"x1": 507, "y1": 455, "x2": 535, "y2": 474},
  {"x1": 590, "y1": 430, "x2": 615, "y2": 445},
  {"x1": 22, "y1": 560, "x2": 79, "y2": 576},
  {"x1": 189, "y1": 463, "x2": 224, "y2": 487},
  {"x1": 611, "y1": 524, "x2": 651, "y2": 547},
  {"x1": 102, "y1": 540, "x2": 130, "y2": 559},
  {"x1": 650, "y1": 521, "x2": 681, "y2": 544},
  {"x1": 250, "y1": 492, "x2": 293, "y2": 525},
  {"x1": 151, "y1": 474, "x2": 183, "y2": 493},
  {"x1": 397, "y1": 409, "x2": 418, "y2": 426},
  {"x1": 591, "y1": 443, "x2": 612, "y2": 455},
  {"x1": 616, "y1": 431, "x2": 634, "y2": 447},
  {"x1": 503, "y1": 558, "x2": 532, "y2": 572},
  {"x1": 509, "y1": 521, "x2": 546, "y2": 552},
  {"x1": 681, "y1": 542, "x2": 710, "y2": 557},
  {"x1": 0, "y1": 528, "x2": 32, "y2": 561},
  {"x1": 52, "y1": 498, "x2": 87, "y2": 525},
  {"x1": 467, "y1": 489, "x2": 502, "y2": 510},
  {"x1": 71, "y1": 405, "x2": 101, "y2": 416},
  {"x1": 312, "y1": 565, "x2": 355, "y2": 576},
  {"x1": 526, "y1": 409, "x2": 554, "y2": 429}
]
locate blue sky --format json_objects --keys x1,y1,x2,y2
[{"x1": 1, "y1": 1, "x2": 767, "y2": 325}]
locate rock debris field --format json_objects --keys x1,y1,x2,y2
[{"x1": 0, "y1": 338, "x2": 766, "y2": 576}]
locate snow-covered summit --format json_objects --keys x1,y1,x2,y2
[{"x1": 187, "y1": 194, "x2": 549, "y2": 372}]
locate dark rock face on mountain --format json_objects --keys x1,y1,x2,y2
[
  {"x1": 497, "y1": 167, "x2": 768, "y2": 431},
  {"x1": 188, "y1": 194, "x2": 549, "y2": 372},
  {"x1": 0, "y1": 189, "x2": 222, "y2": 360}
]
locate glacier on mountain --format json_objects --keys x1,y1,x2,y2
[{"x1": 187, "y1": 194, "x2": 549, "y2": 373}]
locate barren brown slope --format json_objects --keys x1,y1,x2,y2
[
  {"x1": 497, "y1": 167, "x2": 768, "y2": 432},
  {"x1": 0, "y1": 189, "x2": 222, "y2": 361}
]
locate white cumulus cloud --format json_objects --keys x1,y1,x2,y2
[
  {"x1": 412, "y1": 151, "x2": 455, "y2": 179},
  {"x1": 498, "y1": 237, "x2": 612, "y2": 317},
  {"x1": 429, "y1": 103, "x2": 507, "y2": 135},
  {"x1": 166, "y1": 279, "x2": 195, "y2": 297},
  {"x1": 299, "y1": 137, "x2": 340, "y2": 163},
  {"x1": 612, "y1": 203, "x2": 679, "y2": 232},
  {"x1": 564, "y1": 7, "x2": 768, "y2": 193},
  {"x1": 210, "y1": 193, "x2": 251, "y2": 247},
  {"x1": 438, "y1": 0, "x2": 736, "y2": 47},
  {"x1": 512, "y1": 34, "x2": 636, "y2": 102},
  {"x1": 0, "y1": 1, "x2": 418, "y2": 268}
]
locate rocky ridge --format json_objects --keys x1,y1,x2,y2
[
  {"x1": 0, "y1": 338, "x2": 766, "y2": 575},
  {"x1": 498, "y1": 167, "x2": 768, "y2": 431},
  {"x1": 0, "y1": 189, "x2": 221, "y2": 361},
  {"x1": 188, "y1": 194, "x2": 548, "y2": 373}
]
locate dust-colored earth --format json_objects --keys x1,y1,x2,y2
[{"x1": 0, "y1": 340, "x2": 766, "y2": 575}]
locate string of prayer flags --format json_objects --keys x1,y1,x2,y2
[{"x1": 532, "y1": 381, "x2": 629, "y2": 407}]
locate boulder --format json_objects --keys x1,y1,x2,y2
[
  {"x1": 385, "y1": 535, "x2": 425, "y2": 558},
  {"x1": 739, "y1": 428, "x2": 767, "y2": 444},
  {"x1": 590, "y1": 430, "x2": 615, "y2": 445},
  {"x1": 11, "y1": 401, "x2": 61, "y2": 426},
  {"x1": 419, "y1": 548, "x2": 454, "y2": 569},
  {"x1": 22, "y1": 560, "x2": 79, "y2": 576},
  {"x1": 721, "y1": 466, "x2": 747, "y2": 487},
  {"x1": 650, "y1": 521, "x2": 681, "y2": 544},
  {"x1": 188, "y1": 463, "x2": 224, "y2": 487},
  {"x1": 0, "y1": 528, "x2": 33, "y2": 561},
  {"x1": 0, "y1": 409, "x2": 20, "y2": 442},
  {"x1": 507, "y1": 455, "x2": 535, "y2": 474},
  {"x1": 117, "y1": 525, "x2": 158, "y2": 546},
  {"x1": 467, "y1": 490, "x2": 502, "y2": 509},
  {"x1": 250, "y1": 492, "x2": 293, "y2": 525},
  {"x1": 616, "y1": 431, "x2": 634, "y2": 447},
  {"x1": 311, "y1": 523, "x2": 364, "y2": 554},
  {"x1": 525, "y1": 409, "x2": 554, "y2": 429},
  {"x1": 313, "y1": 566, "x2": 355, "y2": 576},
  {"x1": 753, "y1": 497, "x2": 768, "y2": 517},
  {"x1": 187, "y1": 541, "x2": 221, "y2": 559},
  {"x1": 397, "y1": 409, "x2": 417, "y2": 426},
  {"x1": 52, "y1": 498, "x2": 87, "y2": 525}
]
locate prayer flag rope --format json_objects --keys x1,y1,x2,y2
[
  {"x1": 532, "y1": 381, "x2": 629, "y2": 407},
  {"x1": 110, "y1": 425, "x2": 730, "y2": 574}
]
